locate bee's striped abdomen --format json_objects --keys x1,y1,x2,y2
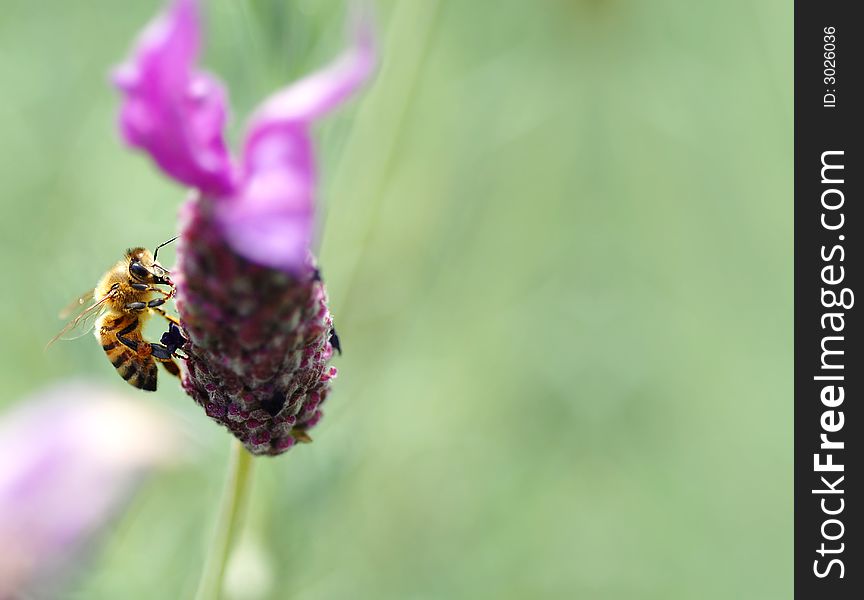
[{"x1": 98, "y1": 316, "x2": 158, "y2": 391}]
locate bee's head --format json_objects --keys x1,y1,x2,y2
[{"x1": 126, "y1": 247, "x2": 172, "y2": 286}]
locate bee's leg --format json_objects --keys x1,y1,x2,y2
[
  {"x1": 160, "y1": 358, "x2": 181, "y2": 377},
  {"x1": 147, "y1": 341, "x2": 182, "y2": 378},
  {"x1": 146, "y1": 298, "x2": 182, "y2": 326},
  {"x1": 126, "y1": 294, "x2": 178, "y2": 324},
  {"x1": 116, "y1": 320, "x2": 140, "y2": 351},
  {"x1": 125, "y1": 297, "x2": 181, "y2": 327},
  {"x1": 151, "y1": 306, "x2": 181, "y2": 326},
  {"x1": 129, "y1": 282, "x2": 175, "y2": 298},
  {"x1": 149, "y1": 342, "x2": 174, "y2": 360},
  {"x1": 125, "y1": 302, "x2": 147, "y2": 312}
]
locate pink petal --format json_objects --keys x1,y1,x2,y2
[
  {"x1": 113, "y1": 0, "x2": 236, "y2": 196},
  {"x1": 217, "y1": 128, "x2": 316, "y2": 271},
  {"x1": 244, "y1": 15, "x2": 376, "y2": 131},
  {"x1": 221, "y1": 15, "x2": 376, "y2": 272}
]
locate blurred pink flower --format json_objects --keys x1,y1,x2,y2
[
  {"x1": 0, "y1": 382, "x2": 182, "y2": 597},
  {"x1": 112, "y1": 0, "x2": 375, "y2": 455}
]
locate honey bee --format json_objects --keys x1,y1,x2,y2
[{"x1": 48, "y1": 238, "x2": 185, "y2": 391}]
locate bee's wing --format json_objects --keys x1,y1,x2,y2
[
  {"x1": 58, "y1": 304, "x2": 106, "y2": 342},
  {"x1": 58, "y1": 289, "x2": 96, "y2": 319},
  {"x1": 46, "y1": 289, "x2": 115, "y2": 349}
]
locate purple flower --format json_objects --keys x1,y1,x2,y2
[
  {"x1": 113, "y1": 0, "x2": 374, "y2": 455},
  {"x1": 0, "y1": 382, "x2": 181, "y2": 597}
]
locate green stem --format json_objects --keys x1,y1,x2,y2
[{"x1": 194, "y1": 440, "x2": 255, "y2": 600}]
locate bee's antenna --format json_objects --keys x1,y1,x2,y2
[{"x1": 153, "y1": 236, "x2": 179, "y2": 262}]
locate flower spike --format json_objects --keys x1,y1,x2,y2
[{"x1": 112, "y1": 0, "x2": 376, "y2": 455}]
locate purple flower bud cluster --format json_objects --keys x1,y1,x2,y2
[{"x1": 174, "y1": 196, "x2": 337, "y2": 455}]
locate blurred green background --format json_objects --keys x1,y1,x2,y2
[{"x1": 0, "y1": 0, "x2": 791, "y2": 598}]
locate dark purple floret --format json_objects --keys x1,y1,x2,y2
[
  {"x1": 174, "y1": 195, "x2": 336, "y2": 456},
  {"x1": 160, "y1": 323, "x2": 187, "y2": 355}
]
